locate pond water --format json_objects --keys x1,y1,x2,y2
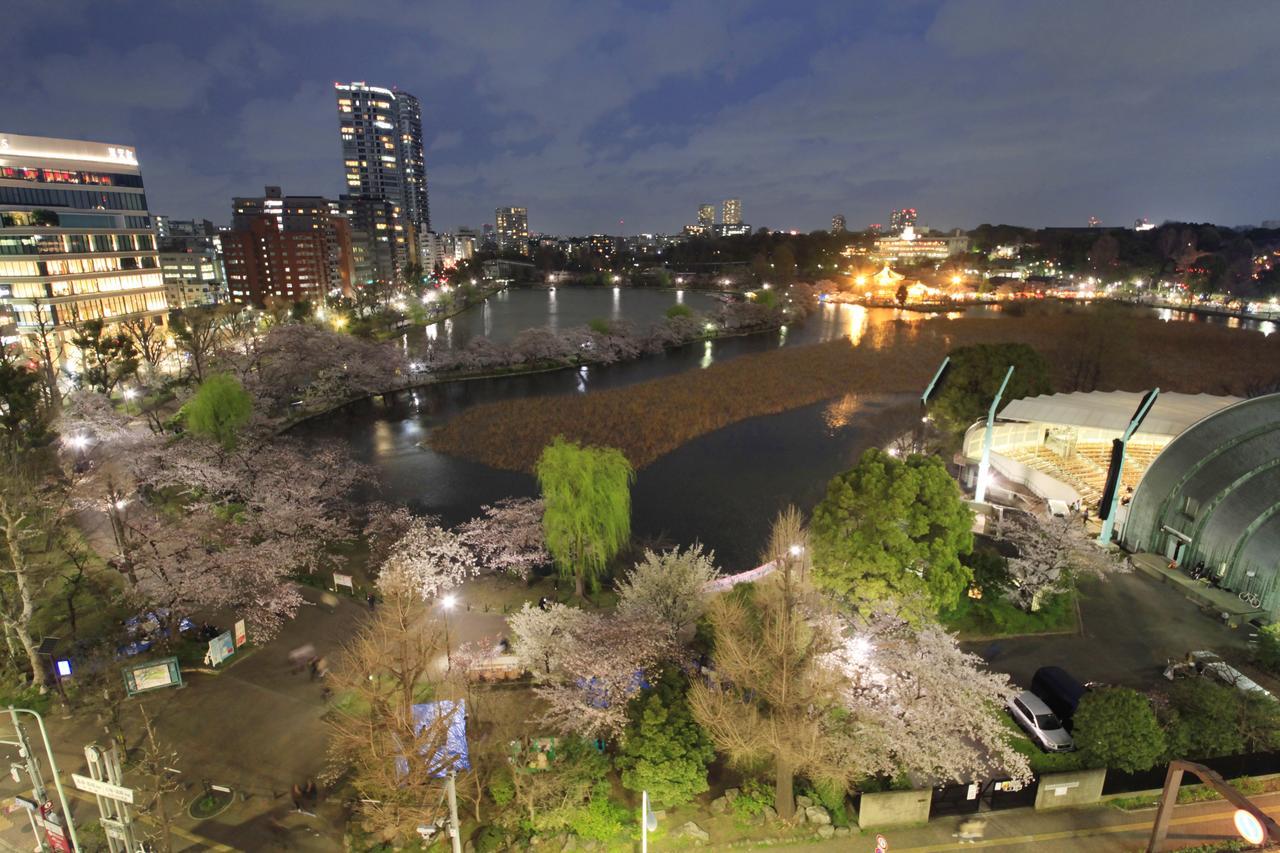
[
  {"x1": 406, "y1": 287, "x2": 723, "y2": 353},
  {"x1": 294, "y1": 289, "x2": 1264, "y2": 571}
]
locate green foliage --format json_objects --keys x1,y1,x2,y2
[
  {"x1": 487, "y1": 770, "x2": 515, "y2": 807},
  {"x1": 0, "y1": 355, "x2": 48, "y2": 448},
  {"x1": 1251, "y1": 623, "x2": 1280, "y2": 675},
  {"x1": 811, "y1": 448, "x2": 974, "y2": 618},
  {"x1": 965, "y1": 547, "x2": 1012, "y2": 596},
  {"x1": 1073, "y1": 687, "x2": 1165, "y2": 773},
  {"x1": 1162, "y1": 679, "x2": 1245, "y2": 759},
  {"x1": 932, "y1": 343, "x2": 1052, "y2": 435},
  {"x1": 1003, "y1": 716, "x2": 1087, "y2": 773},
  {"x1": 471, "y1": 825, "x2": 507, "y2": 853},
  {"x1": 71, "y1": 318, "x2": 139, "y2": 394},
  {"x1": 939, "y1": 589, "x2": 1075, "y2": 638},
  {"x1": 805, "y1": 778, "x2": 850, "y2": 827},
  {"x1": 730, "y1": 778, "x2": 772, "y2": 823},
  {"x1": 565, "y1": 782, "x2": 628, "y2": 842},
  {"x1": 665, "y1": 303, "x2": 693, "y2": 319},
  {"x1": 184, "y1": 373, "x2": 253, "y2": 449},
  {"x1": 616, "y1": 669, "x2": 715, "y2": 807},
  {"x1": 588, "y1": 318, "x2": 612, "y2": 335},
  {"x1": 535, "y1": 437, "x2": 633, "y2": 596},
  {"x1": 754, "y1": 288, "x2": 779, "y2": 309}
]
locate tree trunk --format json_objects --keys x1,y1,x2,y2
[
  {"x1": 574, "y1": 570, "x2": 585, "y2": 600},
  {"x1": 774, "y1": 756, "x2": 795, "y2": 819}
]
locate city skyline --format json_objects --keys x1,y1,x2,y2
[{"x1": 2, "y1": 1, "x2": 1279, "y2": 234}]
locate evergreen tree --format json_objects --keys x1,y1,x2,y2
[
  {"x1": 617, "y1": 669, "x2": 715, "y2": 807},
  {"x1": 1074, "y1": 687, "x2": 1165, "y2": 773}
]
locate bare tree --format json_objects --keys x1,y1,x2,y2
[
  {"x1": 327, "y1": 593, "x2": 457, "y2": 845},
  {"x1": 0, "y1": 457, "x2": 57, "y2": 691},
  {"x1": 24, "y1": 300, "x2": 64, "y2": 411},
  {"x1": 120, "y1": 317, "x2": 168, "y2": 380}
]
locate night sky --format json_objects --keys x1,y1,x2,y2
[{"x1": 5, "y1": 0, "x2": 1278, "y2": 234}]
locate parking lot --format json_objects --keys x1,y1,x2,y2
[{"x1": 967, "y1": 568, "x2": 1265, "y2": 694}]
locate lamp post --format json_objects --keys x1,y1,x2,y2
[{"x1": 441, "y1": 594, "x2": 457, "y2": 673}]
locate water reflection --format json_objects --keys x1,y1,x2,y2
[
  {"x1": 779, "y1": 324, "x2": 788, "y2": 347},
  {"x1": 425, "y1": 322, "x2": 438, "y2": 341},
  {"x1": 576, "y1": 365, "x2": 588, "y2": 393},
  {"x1": 1262, "y1": 320, "x2": 1276, "y2": 337},
  {"x1": 701, "y1": 339, "x2": 714, "y2": 369},
  {"x1": 612, "y1": 286, "x2": 621, "y2": 320},
  {"x1": 676, "y1": 289, "x2": 684, "y2": 304},
  {"x1": 824, "y1": 392, "x2": 865, "y2": 430},
  {"x1": 483, "y1": 300, "x2": 492, "y2": 337}
]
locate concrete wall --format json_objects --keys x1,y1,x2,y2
[
  {"x1": 857, "y1": 789, "x2": 931, "y2": 828},
  {"x1": 1034, "y1": 768, "x2": 1106, "y2": 810}
]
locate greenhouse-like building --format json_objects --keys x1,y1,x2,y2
[{"x1": 1120, "y1": 393, "x2": 1280, "y2": 617}]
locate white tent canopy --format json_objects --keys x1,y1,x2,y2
[{"x1": 997, "y1": 391, "x2": 1242, "y2": 440}]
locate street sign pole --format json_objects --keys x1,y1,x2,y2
[
  {"x1": 82, "y1": 744, "x2": 138, "y2": 853},
  {"x1": 446, "y1": 772, "x2": 462, "y2": 853},
  {"x1": 8, "y1": 707, "x2": 79, "y2": 852}
]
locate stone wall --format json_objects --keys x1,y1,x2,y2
[
  {"x1": 857, "y1": 789, "x2": 932, "y2": 828},
  {"x1": 1034, "y1": 768, "x2": 1107, "y2": 810}
]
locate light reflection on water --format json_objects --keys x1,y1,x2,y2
[{"x1": 701, "y1": 339, "x2": 714, "y2": 369}]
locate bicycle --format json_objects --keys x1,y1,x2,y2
[{"x1": 1239, "y1": 571, "x2": 1263, "y2": 608}]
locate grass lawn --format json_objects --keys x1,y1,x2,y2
[{"x1": 940, "y1": 589, "x2": 1077, "y2": 640}]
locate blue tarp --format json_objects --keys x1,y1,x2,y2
[{"x1": 410, "y1": 700, "x2": 470, "y2": 775}]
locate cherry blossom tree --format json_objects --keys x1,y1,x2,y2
[
  {"x1": 534, "y1": 610, "x2": 673, "y2": 741},
  {"x1": 509, "y1": 602, "x2": 672, "y2": 740},
  {"x1": 826, "y1": 614, "x2": 1031, "y2": 785},
  {"x1": 999, "y1": 510, "x2": 1119, "y2": 611},
  {"x1": 375, "y1": 516, "x2": 475, "y2": 602},
  {"x1": 508, "y1": 601, "x2": 586, "y2": 677},
  {"x1": 456, "y1": 498, "x2": 549, "y2": 579},
  {"x1": 615, "y1": 544, "x2": 719, "y2": 636}
]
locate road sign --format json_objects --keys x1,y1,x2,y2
[
  {"x1": 71, "y1": 773, "x2": 134, "y2": 804},
  {"x1": 876, "y1": 834, "x2": 889, "y2": 850}
]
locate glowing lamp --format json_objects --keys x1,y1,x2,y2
[{"x1": 1234, "y1": 809, "x2": 1265, "y2": 845}]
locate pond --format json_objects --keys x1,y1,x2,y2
[{"x1": 294, "y1": 289, "x2": 1265, "y2": 571}]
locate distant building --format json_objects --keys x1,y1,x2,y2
[
  {"x1": 723, "y1": 198, "x2": 742, "y2": 225},
  {"x1": 698, "y1": 204, "x2": 715, "y2": 227},
  {"x1": 223, "y1": 186, "x2": 353, "y2": 306},
  {"x1": 1087, "y1": 215, "x2": 1102, "y2": 228},
  {"x1": 714, "y1": 223, "x2": 751, "y2": 238},
  {"x1": 157, "y1": 217, "x2": 226, "y2": 308},
  {"x1": 872, "y1": 225, "x2": 968, "y2": 263},
  {"x1": 454, "y1": 227, "x2": 478, "y2": 262},
  {"x1": 588, "y1": 234, "x2": 616, "y2": 257},
  {"x1": 495, "y1": 207, "x2": 529, "y2": 256},
  {"x1": 341, "y1": 194, "x2": 401, "y2": 285},
  {"x1": 889, "y1": 208, "x2": 917, "y2": 235},
  {"x1": 0, "y1": 132, "x2": 166, "y2": 365},
  {"x1": 1134, "y1": 218, "x2": 1155, "y2": 232},
  {"x1": 335, "y1": 81, "x2": 427, "y2": 267},
  {"x1": 831, "y1": 214, "x2": 846, "y2": 234}
]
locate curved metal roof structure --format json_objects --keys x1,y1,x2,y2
[
  {"x1": 998, "y1": 391, "x2": 1242, "y2": 440},
  {"x1": 1121, "y1": 393, "x2": 1280, "y2": 615}
]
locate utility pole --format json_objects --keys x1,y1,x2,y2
[
  {"x1": 6, "y1": 707, "x2": 80, "y2": 852},
  {"x1": 445, "y1": 771, "x2": 462, "y2": 853}
]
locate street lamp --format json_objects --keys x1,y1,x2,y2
[{"x1": 441, "y1": 594, "x2": 457, "y2": 672}]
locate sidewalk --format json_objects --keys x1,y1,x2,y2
[{"x1": 775, "y1": 791, "x2": 1280, "y2": 852}]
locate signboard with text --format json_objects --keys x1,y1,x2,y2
[
  {"x1": 233, "y1": 619, "x2": 247, "y2": 648},
  {"x1": 333, "y1": 573, "x2": 354, "y2": 592},
  {"x1": 71, "y1": 773, "x2": 134, "y2": 804},
  {"x1": 206, "y1": 631, "x2": 235, "y2": 667},
  {"x1": 122, "y1": 657, "x2": 182, "y2": 695}
]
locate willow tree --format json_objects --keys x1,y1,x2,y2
[{"x1": 535, "y1": 437, "x2": 633, "y2": 598}]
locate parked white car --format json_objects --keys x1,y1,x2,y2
[{"x1": 1007, "y1": 690, "x2": 1075, "y2": 752}]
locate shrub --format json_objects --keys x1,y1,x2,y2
[
  {"x1": 1073, "y1": 687, "x2": 1165, "y2": 772},
  {"x1": 588, "y1": 318, "x2": 612, "y2": 334},
  {"x1": 616, "y1": 670, "x2": 715, "y2": 807},
  {"x1": 1252, "y1": 623, "x2": 1280, "y2": 675},
  {"x1": 472, "y1": 825, "x2": 507, "y2": 853},
  {"x1": 487, "y1": 770, "x2": 514, "y2": 807},
  {"x1": 1161, "y1": 679, "x2": 1245, "y2": 759},
  {"x1": 566, "y1": 783, "x2": 628, "y2": 842},
  {"x1": 665, "y1": 303, "x2": 693, "y2": 319},
  {"x1": 730, "y1": 778, "x2": 772, "y2": 824}
]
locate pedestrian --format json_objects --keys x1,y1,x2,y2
[
  {"x1": 314, "y1": 657, "x2": 329, "y2": 680},
  {"x1": 291, "y1": 783, "x2": 305, "y2": 812},
  {"x1": 308, "y1": 658, "x2": 320, "y2": 681},
  {"x1": 289, "y1": 643, "x2": 316, "y2": 674},
  {"x1": 956, "y1": 816, "x2": 987, "y2": 842},
  {"x1": 366, "y1": 592, "x2": 376, "y2": 611},
  {"x1": 303, "y1": 779, "x2": 318, "y2": 808}
]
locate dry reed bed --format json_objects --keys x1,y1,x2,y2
[{"x1": 428, "y1": 315, "x2": 1280, "y2": 473}]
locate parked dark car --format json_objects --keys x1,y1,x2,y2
[{"x1": 1031, "y1": 666, "x2": 1087, "y2": 730}]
